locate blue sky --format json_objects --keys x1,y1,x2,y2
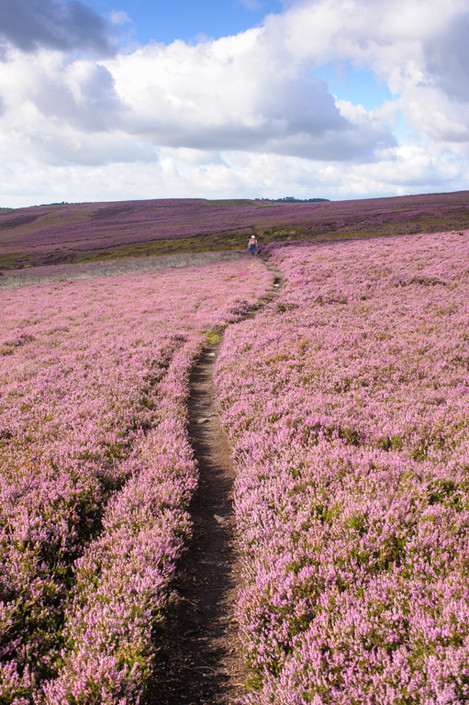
[
  {"x1": 0, "y1": 0, "x2": 468, "y2": 207},
  {"x1": 87, "y1": 0, "x2": 285, "y2": 44},
  {"x1": 86, "y1": 0, "x2": 392, "y2": 113}
]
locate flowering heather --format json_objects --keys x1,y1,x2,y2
[
  {"x1": 1, "y1": 191, "x2": 468, "y2": 268},
  {"x1": 215, "y1": 230, "x2": 469, "y2": 704},
  {"x1": 0, "y1": 251, "x2": 245, "y2": 291},
  {"x1": 0, "y1": 257, "x2": 271, "y2": 704}
]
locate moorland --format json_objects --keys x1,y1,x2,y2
[
  {"x1": 1, "y1": 190, "x2": 469, "y2": 269},
  {"x1": 1, "y1": 190, "x2": 469, "y2": 705}
]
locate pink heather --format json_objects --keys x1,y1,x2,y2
[
  {"x1": 0, "y1": 259, "x2": 271, "y2": 703},
  {"x1": 2, "y1": 227, "x2": 469, "y2": 704},
  {"x1": 214, "y1": 230, "x2": 469, "y2": 705}
]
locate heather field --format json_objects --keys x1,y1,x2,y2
[
  {"x1": 1, "y1": 191, "x2": 469, "y2": 269},
  {"x1": 2, "y1": 207, "x2": 469, "y2": 705},
  {"x1": 0, "y1": 257, "x2": 271, "y2": 703},
  {"x1": 215, "y1": 229, "x2": 469, "y2": 704}
]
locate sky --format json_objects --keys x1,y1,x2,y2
[{"x1": 1, "y1": 0, "x2": 469, "y2": 207}]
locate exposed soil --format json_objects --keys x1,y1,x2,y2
[
  {"x1": 147, "y1": 341, "x2": 246, "y2": 705},
  {"x1": 145, "y1": 260, "x2": 282, "y2": 705}
]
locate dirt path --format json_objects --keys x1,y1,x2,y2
[
  {"x1": 147, "y1": 260, "x2": 282, "y2": 705},
  {"x1": 146, "y1": 341, "x2": 246, "y2": 705}
]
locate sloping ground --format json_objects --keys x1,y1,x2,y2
[
  {"x1": 1, "y1": 191, "x2": 469, "y2": 268},
  {"x1": 0, "y1": 256, "x2": 272, "y2": 703},
  {"x1": 214, "y1": 230, "x2": 469, "y2": 704}
]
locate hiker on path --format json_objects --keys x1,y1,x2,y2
[{"x1": 248, "y1": 235, "x2": 258, "y2": 255}]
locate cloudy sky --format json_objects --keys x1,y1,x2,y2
[{"x1": 1, "y1": 0, "x2": 468, "y2": 207}]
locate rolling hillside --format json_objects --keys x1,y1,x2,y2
[{"x1": 1, "y1": 191, "x2": 469, "y2": 269}]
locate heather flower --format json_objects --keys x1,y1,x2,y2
[
  {"x1": 215, "y1": 230, "x2": 469, "y2": 704},
  {"x1": 0, "y1": 258, "x2": 272, "y2": 703}
]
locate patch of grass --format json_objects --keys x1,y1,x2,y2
[
  {"x1": 206, "y1": 331, "x2": 222, "y2": 345},
  {"x1": 206, "y1": 199, "x2": 256, "y2": 207},
  {"x1": 0, "y1": 253, "x2": 36, "y2": 270}
]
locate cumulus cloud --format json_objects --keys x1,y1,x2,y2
[
  {"x1": 1, "y1": 0, "x2": 469, "y2": 206},
  {"x1": 0, "y1": 49, "x2": 131, "y2": 161},
  {"x1": 423, "y1": 13, "x2": 469, "y2": 102},
  {"x1": 3, "y1": 141, "x2": 467, "y2": 210},
  {"x1": 271, "y1": 0, "x2": 469, "y2": 144},
  {"x1": 0, "y1": 17, "x2": 395, "y2": 168},
  {"x1": 102, "y1": 28, "x2": 394, "y2": 160},
  {"x1": 0, "y1": 0, "x2": 114, "y2": 56}
]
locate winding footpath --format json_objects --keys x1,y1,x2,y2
[{"x1": 147, "y1": 259, "x2": 282, "y2": 705}]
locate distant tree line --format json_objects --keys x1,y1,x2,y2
[{"x1": 255, "y1": 196, "x2": 330, "y2": 202}]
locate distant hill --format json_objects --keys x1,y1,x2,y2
[{"x1": 0, "y1": 192, "x2": 468, "y2": 270}]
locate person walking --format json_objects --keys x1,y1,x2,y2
[{"x1": 248, "y1": 234, "x2": 258, "y2": 255}]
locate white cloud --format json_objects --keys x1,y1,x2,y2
[
  {"x1": 1, "y1": 139, "x2": 468, "y2": 209},
  {"x1": 0, "y1": 49, "x2": 136, "y2": 164},
  {"x1": 269, "y1": 0, "x2": 469, "y2": 129},
  {"x1": 100, "y1": 26, "x2": 394, "y2": 160},
  {"x1": 398, "y1": 88, "x2": 469, "y2": 143},
  {"x1": 1, "y1": 0, "x2": 469, "y2": 205},
  {"x1": 0, "y1": 23, "x2": 393, "y2": 168},
  {"x1": 110, "y1": 10, "x2": 131, "y2": 27}
]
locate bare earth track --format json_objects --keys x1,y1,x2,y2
[
  {"x1": 146, "y1": 260, "x2": 282, "y2": 705},
  {"x1": 147, "y1": 341, "x2": 246, "y2": 705}
]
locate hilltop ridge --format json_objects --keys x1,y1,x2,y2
[{"x1": 1, "y1": 191, "x2": 468, "y2": 269}]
